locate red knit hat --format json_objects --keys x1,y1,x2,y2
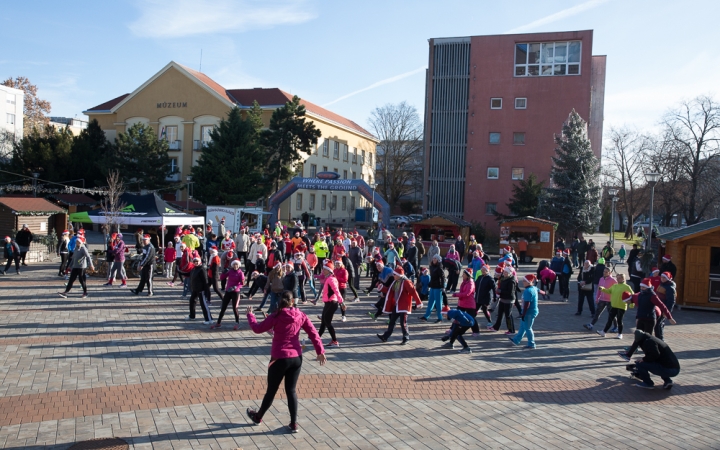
[
  {"x1": 651, "y1": 267, "x2": 659, "y2": 274},
  {"x1": 394, "y1": 266, "x2": 405, "y2": 275},
  {"x1": 323, "y1": 261, "x2": 334, "y2": 272},
  {"x1": 661, "y1": 272, "x2": 673, "y2": 280},
  {"x1": 524, "y1": 274, "x2": 537, "y2": 284},
  {"x1": 662, "y1": 255, "x2": 672, "y2": 261},
  {"x1": 621, "y1": 291, "x2": 633, "y2": 301},
  {"x1": 640, "y1": 278, "x2": 653, "y2": 289}
]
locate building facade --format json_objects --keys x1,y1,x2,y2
[
  {"x1": 83, "y1": 61, "x2": 377, "y2": 222},
  {"x1": 0, "y1": 84, "x2": 24, "y2": 154},
  {"x1": 423, "y1": 30, "x2": 606, "y2": 227}
]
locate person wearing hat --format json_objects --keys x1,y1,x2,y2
[
  {"x1": 187, "y1": 256, "x2": 213, "y2": 324},
  {"x1": 618, "y1": 244, "x2": 626, "y2": 263},
  {"x1": 648, "y1": 267, "x2": 662, "y2": 290},
  {"x1": 56, "y1": 231, "x2": 71, "y2": 277},
  {"x1": 2, "y1": 236, "x2": 21, "y2": 275},
  {"x1": 15, "y1": 224, "x2": 33, "y2": 266},
  {"x1": 450, "y1": 267, "x2": 479, "y2": 336},
  {"x1": 211, "y1": 260, "x2": 245, "y2": 330},
  {"x1": 576, "y1": 260, "x2": 596, "y2": 316},
  {"x1": 660, "y1": 255, "x2": 677, "y2": 280},
  {"x1": 317, "y1": 261, "x2": 341, "y2": 347},
  {"x1": 509, "y1": 274, "x2": 540, "y2": 349},
  {"x1": 624, "y1": 329, "x2": 680, "y2": 390},
  {"x1": 135, "y1": 228, "x2": 144, "y2": 254},
  {"x1": 58, "y1": 236, "x2": 94, "y2": 298},
  {"x1": 367, "y1": 261, "x2": 397, "y2": 320},
  {"x1": 601, "y1": 241, "x2": 615, "y2": 262},
  {"x1": 206, "y1": 220, "x2": 213, "y2": 236},
  {"x1": 131, "y1": 234, "x2": 156, "y2": 296},
  {"x1": 218, "y1": 217, "x2": 226, "y2": 239},
  {"x1": 440, "y1": 307, "x2": 476, "y2": 353},
  {"x1": 107, "y1": 233, "x2": 128, "y2": 287},
  {"x1": 622, "y1": 278, "x2": 676, "y2": 339},
  {"x1": 443, "y1": 252, "x2": 462, "y2": 293},
  {"x1": 348, "y1": 240, "x2": 364, "y2": 291},
  {"x1": 340, "y1": 254, "x2": 360, "y2": 302},
  {"x1": 629, "y1": 248, "x2": 645, "y2": 292},
  {"x1": 488, "y1": 265, "x2": 517, "y2": 334},
  {"x1": 420, "y1": 254, "x2": 446, "y2": 323},
  {"x1": 654, "y1": 272, "x2": 677, "y2": 340},
  {"x1": 596, "y1": 273, "x2": 634, "y2": 339},
  {"x1": 292, "y1": 252, "x2": 312, "y2": 304},
  {"x1": 207, "y1": 247, "x2": 224, "y2": 301},
  {"x1": 403, "y1": 240, "x2": 418, "y2": 281},
  {"x1": 247, "y1": 271, "x2": 269, "y2": 306},
  {"x1": 474, "y1": 265, "x2": 496, "y2": 327},
  {"x1": 377, "y1": 266, "x2": 422, "y2": 345},
  {"x1": 264, "y1": 263, "x2": 286, "y2": 315},
  {"x1": 266, "y1": 241, "x2": 284, "y2": 275},
  {"x1": 584, "y1": 265, "x2": 618, "y2": 332},
  {"x1": 332, "y1": 260, "x2": 350, "y2": 321}
]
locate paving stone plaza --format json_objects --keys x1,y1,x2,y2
[{"x1": 0, "y1": 259, "x2": 719, "y2": 449}]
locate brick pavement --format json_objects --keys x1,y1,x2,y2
[{"x1": 0, "y1": 261, "x2": 719, "y2": 449}]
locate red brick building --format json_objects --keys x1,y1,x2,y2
[{"x1": 423, "y1": 30, "x2": 606, "y2": 229}]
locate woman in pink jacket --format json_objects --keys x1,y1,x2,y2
[
  {"x1": 246, "y1": 291, "x2": 326, "y2": 433},
  {"x1": 319, "y1": 261, "x2": 342, "y2": 347},
  {"x1": 333, "y1": 259, "x2": 349, "y2": 322},
  {"x1": 451, "y1": 268, "x2": 480, "y2": 335},
  {"x1": 211, "y1": 260, "x2": 245, "y2": 330},
  {"x1": 446, "y1": 245, "x2": 460, "y2": 262},
  {"x1": 584, "y1": 266, "x2": 617, "y2": 332}
]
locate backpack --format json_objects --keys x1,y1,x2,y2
[{"x1": 604, "y1": 246, "x2": 614, "y2": 259}]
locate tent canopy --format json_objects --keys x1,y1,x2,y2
[{"x1": 68, "y1": 193, "x2": 204, "y2": 227}]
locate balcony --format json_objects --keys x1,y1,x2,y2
[
  {"x1": 193, "y1": 140, "x2": 210, "y2": 151},
  {"x1": 166, "y1": 172, "x2": 181, "y2": 182},
  {"x1": 166, "y1": 140, "x2": 182, "y2": 151}
]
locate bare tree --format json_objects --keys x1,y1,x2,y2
[
  {"x1": 100, "y1": 170, "x2": 126, "y2": 234},
  {"x1": 1, "y1": 76, "x2": 51, "y2": 134},
  {"x1": 602, "y1": 128, "x2": 648, "y2": 238},
  {"x1": 645, "y1": 135, "x2": 686, "y2": 226},
  {"x1": 663, "y1": 95, "x2": 720, "y2": 225},
  {"x1": 369, "y1": 102, "x2": 423, "y2": 210}
]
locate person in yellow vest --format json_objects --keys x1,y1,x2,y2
[{"x1": 313, "y1": 235, "x2": 329, "y2": 275}]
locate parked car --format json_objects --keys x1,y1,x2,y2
[
  {"x1": 408, "y1": 214, "x2": 423, "y2": 222},
  {"x1": 390, "y1": 216, "x2": 410, "y2": 227}
]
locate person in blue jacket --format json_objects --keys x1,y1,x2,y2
[
  {"x1": 510, "y1": 273, "x2": 540, "y2": 349},
  {"x1": 418, "y1": 267, "x2": 430, "y2": 304},
  {"x1": 441, "y1": 308, "x2": 475, "y2": 353}
]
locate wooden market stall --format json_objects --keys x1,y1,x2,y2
[
  {"x1": 498, "y1": 216, "x2": 557, "y2": 262},
  {"x1": 658, "y1": 219, "x2": 720, "y2": 311},
  {"x1": 412, "y1": 214, "x2": 471, "y2": 257}
]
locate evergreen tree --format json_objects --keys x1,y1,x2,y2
[
  {"x1": 538, "y1": 110, "x2": 602, "y2": 237},
  {"x1": 68, "y1": 119, "x2": 113, "y2": 188},
  {"x1": 191, "y1": 107, "x2": 269, "y2": 205},
  {"x1": 261, "y1": 95, "x2": 321, "y2": 192},
  {"x1": 113, "y1": 123, "x2": 172, "y2": 191},
  {"x1": 497, "y1": 173, "x2": 544, "y2": 219},
  {"x1": 247, "y1": 100, "x2": 264, "y2": 133},
  {"x1": 2, "y1": 125, "x2": 73, "y2": 182}
]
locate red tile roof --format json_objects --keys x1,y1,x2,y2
[
  {"x1": 178, "y1": 64, "x2": 235, "y2": 104},
  {"x1": 227, "y1": 88, "x2": 374, "y2": 138},
  {"x1": 0, "y1": 197, "x2": 66, "y2": 214},
  {"x1": 86, "y1": 93, "x2": 129, "y2": 112}
]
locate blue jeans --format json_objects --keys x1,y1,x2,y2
[
  {"x1": 512, "y1": 313, "x2": 537, "y2": 347},
  {"x1": 268, "y1": 291, "x2": 281, "y2": 314},
  {"x1": 424, "y1": 288, "x2": 443, "y2": 320},
  {"x1": 308, "y1": 277, "x2": 317, "y2": 297},
  {"x1": 257, "y1": 291, "x2": 271, "y2": 309},
  {"x1": 635, "y1": 361, "x2": 679, "y2": 385},
  {"x1": 182, "y1": 276, "x2": 190, "y2": 296}
]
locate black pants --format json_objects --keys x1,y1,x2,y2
[
  {"x1": 19, "y1": 250, "x2": 27, "y2": 265},
  {"x1": 210, "y1": 278, "x2": 223, "y2": 301},
  {"x1": 297, "y1": 275, "x2": 308, "y2": 303},
  {"x1": 189, "y1": 290, "x2": 210, "y2": 321},
  {"x1": 352, "y1": 264, "x2": 361, "y2": 289},
  {"x1": 217, "y1": 291, "x2": 240, "y2": 324},
  {"x1": 559, "y1": 273, "x2": 570, "y2": 298},
  {"x1": 238, "y1": 251, "x2": 247, "y2": 270},
  {"x1": 603, "y1": 307, "x2": 625, "y2": 334},
  {"x1": 441, "y1": 290, "x2": 449, "y2": 307},
  {"x1": 447, "y1": 273, "x2": 459, "y2": 292},
  {"x1": 636, "y1": 318, "x2": 655, "y2": 334},
  {"x1": 58, "y1": 253, "x2": 69, "y2": 275},
  {"x1": 368, "y1": 270, "x2": 379, "y2": 293},
  {"x1": 630, "y1": 276, "x2": 642, "y2": 293},
  {"x1": 478, "y1": 304, "x2": 492, "y2": 323},
  {"x1": 4, "y1": 255, "x2": 19, "y2": 273},
  {"x1": 577, "y1": 288, "x2": 595, "y2": 314},
  {"x1": 245, "y1": 261, "x2": 255, "y2": 280},
  {"x1": 248, "y1": 279, "x2": 264, "y2": 297},
  {"x1": 373, "y1": 297, "x2": 385, "y2": 317},
  {"x1": 458, "y1": 306, "x2": 480, "y2": 334},
  {"x1": 315, "y1": 257, "x2": 325, "y2": 275},
  {"x1": 65, "y1": 268, "x2": 87, "y2": 294},
  {"x1": 318, "y1": 301, "x2": 338, "y2": 342},
  {"x1": 345, "y1": 276, "x2": 358, "y2": 299},
  {"x1": 519, "y1": 251, "x2": 526, "y2": 264},
  {"x1": 381, "y1": 311, "x2": 408, "y2": 341},
  {"x1": 654, "y1": 316, "x2": 667, "y2": 340},
  {"x1": 257, "y1": 356, "x2": 302, "y2": 424},
  {"x1": 493, "y1": 302, "x2": 515, "y2": 333},
  {"x1": 449, "y1": 325, "x2": 471, "y2": 348},
  {"x1": 136, "y1": 265, "x2": 153, "y2": 294}
]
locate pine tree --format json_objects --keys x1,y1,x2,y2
[
  {"x1": 69, "y1": 119, "x2": 113, "y2": 188},
  {"x1": 114, "y1": 123, "x2": 172, "y2": 191},
  {"x1": 498, "y1": 173, "x2": 544, "y2": 219},
  {"x1": 191, "y1": 107, "x2": 269, "y2": 205},
  {"x1": 538, "y1": 110, "x2": 602, "y2": 237}
]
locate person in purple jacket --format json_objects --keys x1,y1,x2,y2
[{"x1": 245, "y1": 290, "x2": 327, "y2": 433}]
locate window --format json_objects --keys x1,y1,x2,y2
[
  {"x1": 313, "y1": 143, "x2": 318, "y2": 155},
  {"x1": 343, "y1": 170, "x2": 348, "y2": 179},
  {"x1": 352, "y1": 148, "x2": 357, "y2": 164},
  {"x1": 513, "y1": 132, "x2": 525, "y2": 145},
  {"x1": 321, "y1": 195, "x2": 327, "y2": 210},
  {"x1": 512, "y1": 168, "x2": 524, "y2": 180},
  {"x1": 514, "y1": 41, "x2": 581, "y2": 77},
  {"x1": 332, "y1": 195, "x2": 338, "y2": 210},
  {"x1": 487, "y1": 167, "x2": 499, "y2": 179},
  {"x1": 352, "y1": 171, "x2": 356, "y2": 180},
  {"x1": 490, "y1": 98, "x2": 502, "y2": 109},
  {"x1": 296, "y1": 194, "x2": 303, "y2": 210},
  {"x1": 369, "y1": 153, "x2": 373, "y2": 166},
  {"x1": 323, "y1": 166, "x2": 328, "y2": 172},
  {"x1": 200, "y1": 125, "x2": 212, "y2": 142},
  {"x1": 361, "y1": 149, "x2": 366, "y2": 165},
  {"x1": 323, "y1": 140, "x2": 329, "y2": 157},
  {"x1": 342, "y1": 196, "x2": 347, "y2": 211},
  {"x1": 310, "y1": 164, "x2": 317, "y2": 177},
  {"x1": 515, "y1": 98, "x2": 527, "y2": 109},
  {"x1": 169, "y1": 158, "x2": 178, "y2": 173},
  {"x1": 333, "y1": 141, "x2": 339, "y2": 159},
  {"x1": 162, "y1": 126, "x2": 178, "y2": 142},
  {"x1": 6, "y1": 113, "x2": 14, "y2": 125},
  {"x1": 309, "y1": 194, "x2": 315, "y2": 210},
  {"x1": 486, "y1": 203, "x2": 497, "y2": 215},
  {"x1": 349, "y1": 197, "x2": 355, "y2": 211},
  {"x1": 334, "y1": 168, "x2": 338, "y2": 174},
  {"x1": 6, "y1": 93, "x2": 15, "y2": 105},
  {"x1": 343, "y1": 144, "x2": 348, "y2": 162},
  {"x1": 489, "y1": 132, "x2": 501, "y2": 144}
]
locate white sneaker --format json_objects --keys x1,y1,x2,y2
[
  {"x1": 342, "y1": 316, "x2": 347, "y2": 322},
  {"x1": 185, "y1": 316, "x2": 195, "y2": 321},
  {"x1": 203, "y1": 320, "x2": 212, "y2": 325},
  {"x1": 596, "y1": 330, "x2": 605, "y2": 337},
  {"x1": 616, "y1": 334, "x2": 623, "y2": 339}
]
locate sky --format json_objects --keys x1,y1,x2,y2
[{"x1": 1, "y1": 0, "x2": 719, "y2": 138}]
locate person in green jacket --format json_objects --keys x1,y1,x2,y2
[
  {"x1": 597, "y1": 273, "x2": 635, "y2": 339},
  {"x1": 314, "y1": 237, "x2": 329, "y2": 275}
]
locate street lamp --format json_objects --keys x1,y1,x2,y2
[
  {"x1": 644, "y1": 172, "x2": 661, "y2": 251},
  {"x1": 370, "y1": 182, "x2": 377, "y2": 231},
  {"x1": 32, "y1": 172, "x2": 39, "y2": 197},
  {"x1": 186, "y1": 175, "x2": 193, "y2": 212},
  {"x1": 607, "y1": 187, "x2": 618, "y2": 248},
  {"x1": 426, "y1": 190, "x2": 431, "y2": 218}
]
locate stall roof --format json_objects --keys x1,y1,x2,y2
[
  {"x1": 166, "y1": 200, "x2": 206, "y2": 211},
  {"x1": 657, "y1": 219, "x2": 720, "y2": 242},
  {"x1": 415, "y1": 214, "x2": 471, "y2": 227},
  {"x1": 499, "y1": 216, "x2": 557, "y2": 226},
  {"x1": 0, "y1": 197, "x2": 66, "y2": 215},
  {"x1": 48, "y1": 194, "x2": 98, "y2": 207}
]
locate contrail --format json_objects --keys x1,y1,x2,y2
[
  {"x1": 323, "y1": 66, "x2": 426, "y2": 107},
  {"x1": 505, "y1": 0, "x2": 610, "y2": 34}
]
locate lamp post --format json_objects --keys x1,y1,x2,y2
[
  {"x1": 370, "y1": 182, "x2": 377, "y2": 231},
  {"x1": 644, "y1": 172, "x2": 661, "y2": 251},
  {"x1": 32, "y1": 172, "x2": 39, "y2": 197},
  {"x1": 426, "y1": 190, "x2": 431, "y2": 218},
  {"x1": 186, "y1": 175, "x2": 193, "y2": 212},
  {"x1": 608, "y1": 187, "x2": 618, "y2": 248}
]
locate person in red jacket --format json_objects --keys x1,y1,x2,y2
[
  {"x1": 377, "y1": 266, "x2": 422, "y2": 345},
  {"x1": 207, "y1": 247, "x2": 223, "y2": 301},
  {"x1": 333, "y1": 259, "x2": 349, "y2": 322},
  {"x1": 450, "y1": 268, "x2": 479, "y2": 335}
]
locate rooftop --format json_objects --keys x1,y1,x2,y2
[{"x1": 0, "y1": 197, "x2": 66, "y2": 215}]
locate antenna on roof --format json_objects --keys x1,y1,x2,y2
[{"x1": 199, "y1": 49, "x2": 203, "y2": 72}]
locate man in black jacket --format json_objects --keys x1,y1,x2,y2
[
  {"x1": 404, "y1": 241, "x2": 419, "y2": 281},
  {"x1": 15, "y1": 224, "x2": 33, "y2": 266},
  {"x1": 348, "y1": 240, "x2": 364, "y2": 290},
  {"x1": 660, "y1": 255, "x2": 677, "y2": 280},
  {"x1": 474, "y1": 265, "x2": 496, "y2": 326},
  {"x1": 627, "y1": 329, "x2": 680, "y2": 390},
  {"x1": 187, "y1": 257, "x2": 212, "y2": 323},
  {"x1": 131, "y1": 234, "x2": 156, "y2": 296},
  {"x1": 2, "y1": 236, "x2": 21, "y2": 275}
]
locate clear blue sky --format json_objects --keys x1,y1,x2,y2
[{"x1": 2, "y1": 0, "x2": 718, "y2": 136}]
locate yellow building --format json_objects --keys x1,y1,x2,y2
[{"x1": 83, "y1": 61, "x2": 378, "y2": 222}]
